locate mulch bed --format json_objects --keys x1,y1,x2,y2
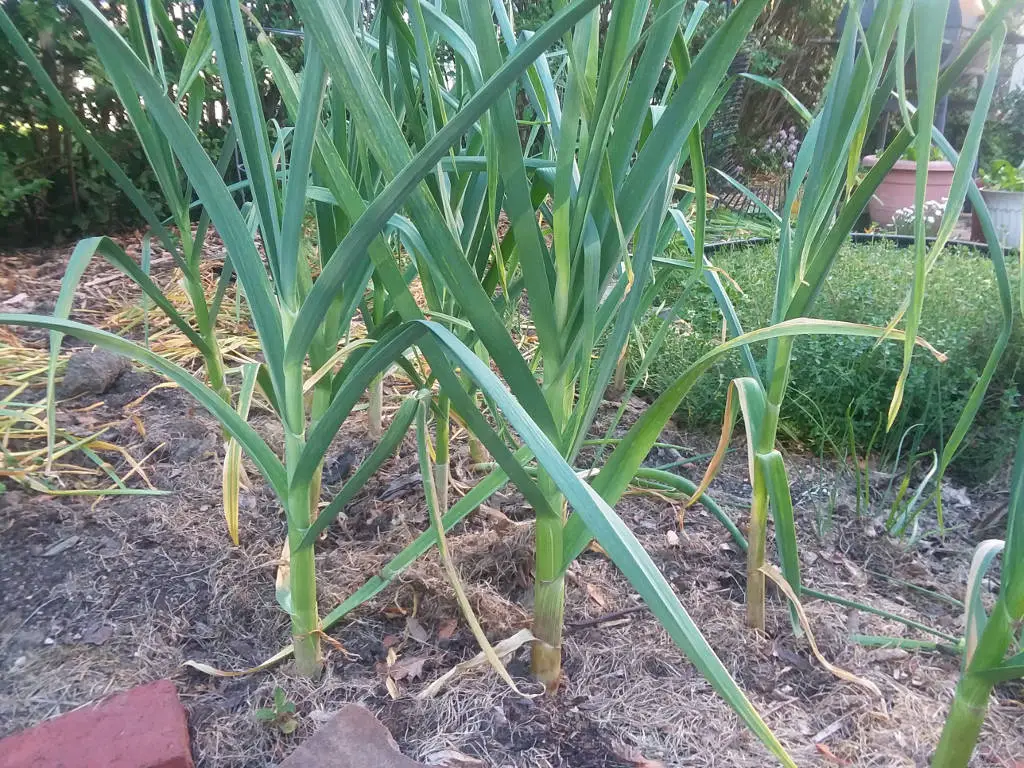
[{"x1": 2, "y1": 235, "x2": 1022, "y2": 767}]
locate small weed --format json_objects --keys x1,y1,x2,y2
[{"x1": 255, "y1": 687, "x2": 299, "y2": 735}]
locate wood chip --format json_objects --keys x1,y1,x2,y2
[{"x1": 812, "y1": 716, "x2": 847, "y2": 743}]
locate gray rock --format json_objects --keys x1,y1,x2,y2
[
  {"x1": 58, "y1": 349, "x2": 130, "y2": 397},
  {"x1": 168, "y1": 436, "x2": 216, "y2": 463},
  {"x1": 278, "y1": 704, "x2": 424, "y2": 768}
]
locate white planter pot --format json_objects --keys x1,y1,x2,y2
[{"x1": 980, "y1": 189, "x2": 1024, "y2": 249}]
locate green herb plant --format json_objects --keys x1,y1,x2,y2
[
  {"x1": 635, "y1": 238, "x2": 1023, "y2": 484},
  {"x1": 0, "y1": 5, "x2": 791, "y2": 758}
]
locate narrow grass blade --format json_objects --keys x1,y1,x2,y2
[
  {"x1": 710, "y1": 168, "x2": 781, "y2": 224},
  {"x1": 206, "y1": 1, "x2": 283, "y2": 274},
  {"x1": 738, "y1": 73, "x2": 812, "y2": 125},
  {"x1": 223, "y1": 364, "x2": 259, "y2": 546},
  {"x1": 277, "y1": 41, "x2": 327, "y2": 304},
  {"x1": 69, "y1": 0, "x2": 287, "y2": 398},
  {"x1": 964, "y1": 540, "x2": 1005, "y2": 666},
  {"x1": 175, "y1": 9, "x2": 212, "y2": 101}
]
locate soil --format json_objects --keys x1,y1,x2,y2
[{"x1": 2, "y1": 238, "x2": 1023, "y2": 767}]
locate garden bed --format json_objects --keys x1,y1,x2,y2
[{"x1": 2, "y1": 239, "x2": 1023, "y2": 767}]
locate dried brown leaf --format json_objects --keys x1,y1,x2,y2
[
  {"x1": 390, "y1": 654, "x2": 429, "y2": 682},
  {"x1": 406, "y1": 616, "x2": 429, "y2": 643},
  {"x1": 437, "y1": 618, "x2": 458, "y2": 640},
  {"x1": 585, "y1": 583, "x2": 609, "y2": 609},
  {"x1": 423, "y1": 749, "x2": 486, "y2": 767},
  {"x1": 612, "y1": 742, "x2": 665, "y2": 768},
  {"x1": 815, "y1": 743, "x2": 851, "y2": 765}
]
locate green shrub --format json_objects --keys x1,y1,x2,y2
[
  {"x1": 635, "y1": 239, "x2": 1023, "y2": 483},
  {"x1": 0, "y1": 0, "x2": 301, "y2": 244},
  {"x1": 947, "y1": 86, "x2": 1024, "y2": 169}
]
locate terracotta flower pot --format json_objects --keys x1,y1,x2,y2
[{"x1": 861, "y1": 156, "x2": 956, "y2": 227}]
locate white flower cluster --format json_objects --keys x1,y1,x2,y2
[{"x1": 889, "y1": 197, "x2": 947, "y2": 237}]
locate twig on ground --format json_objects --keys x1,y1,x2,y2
[{"x1": 566, "y1": 605, "x2": 648, "y2": 629}]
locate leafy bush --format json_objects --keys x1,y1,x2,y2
[
  {"x1": 635, "y1": 239, "x2": 1023, "y2": 483},
  {"x1": 979, "y1": 160, "x2": 1024, "y2": 192},
  {"x1": 948, "y1": 86, "x2": 1024, "y2": 169},
  {"x1": 0, "y1": 148, "x2": 50, "y2": 217},
  {"x1": 0, "y1": 0, "x2": 301, "y2": 245},
  {"x1": 0, "y1": 1, "x2": 158, "y2": 241}
]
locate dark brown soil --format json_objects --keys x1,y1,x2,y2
[{"x1": 2, "y1": 240, "x2": 1023, "y2": 768}]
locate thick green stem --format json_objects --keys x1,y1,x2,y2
[
  {"x1": 468, "y1": 431, "x2": 489, "y2": 465},
  {"x1": 531, "y1": 370, "x2": 572, "y2": 691},
  {"x1": 610, "y1": 341, "x2": 628, "y2": 394},
  {"x1": 746, "y1": 337, "x2": 792, "y2": 629},
  {"x1": 746, "y1": 464, "x2": 769, "y2": 629},
  {"x1": 434, "y1": 395, "x2": 450, "y2": 513},
  {"x1": 282, "y1": 312, "x2": 321, "y2": 678},
  {"x1": 288, "y1": 512, "x2": 319, "y2": 679},
  {"x1": 531, "y1": 503, "x2": 566, "y2": 692},
  {"x1": 285, "y1": 433, "x2": 321, "y2": 677},
  {"x1": 933, "y1": 602, "x2": 1013, "y2": 767},
  {"x1": 368, "y1": 373, "x2": 383, "y2": 438},
  {"x1": 528, "y1": 331, "x2": 577, "y2": 692}
]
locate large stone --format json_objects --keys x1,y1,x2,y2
[
  {"x1": 58, "y1": 348, "x2": 130, "y2": 397},
  {"x1": 278, "y1": 704, "x2": 424, "y2": 768},
  {"x1": 0, "y1": 679, "x2": 193, "y2": 768}
]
